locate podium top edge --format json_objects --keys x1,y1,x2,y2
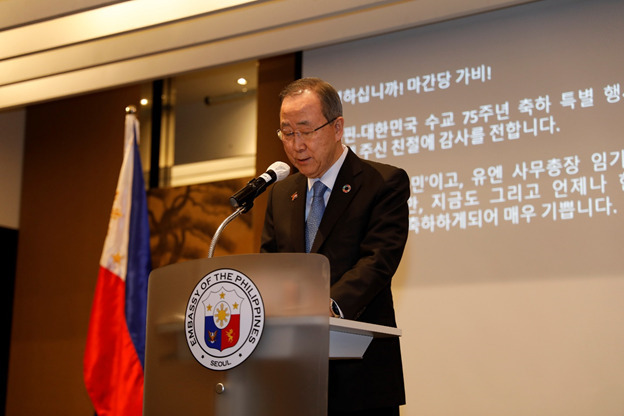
[
  {"x1": 329, "y1": 317, "x2": 401, "y2": 338},
  {"x1": 150, "y1": 252, "x2": 330, "y2": 274}
]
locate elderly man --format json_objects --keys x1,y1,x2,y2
[{"x1": 261, "y1": 77, "x2": 409, "y2": 416}]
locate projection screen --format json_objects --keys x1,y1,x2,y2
[{"x1": 305, "y1": 0, "x2": 624, "y2": 285}]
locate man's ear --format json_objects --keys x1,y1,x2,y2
[{"x1": 334, "y1": 116, "x2": 344, "y2": 141}]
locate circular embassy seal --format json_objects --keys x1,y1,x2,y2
[{"x1": 185, "y1": 268, "x2": 265, "y2": 371}]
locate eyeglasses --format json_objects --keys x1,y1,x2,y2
[{"x1": 277, "y1": 117, "x2": 338, "y2": 142}]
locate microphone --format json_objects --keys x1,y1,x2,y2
[{"x1": 230, "y1": 161, "x2": 290, "y2": 212}]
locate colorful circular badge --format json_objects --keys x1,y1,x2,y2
[{"x1": 185, "y1": 268, "x2": 265, "y2": 371}]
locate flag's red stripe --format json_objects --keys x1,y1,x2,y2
[{"x1": 84, "y1": 266, "x2": 143, "y2": 416}]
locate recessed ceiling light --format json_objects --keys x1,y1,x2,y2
[{"x1": 237, "y1": 77, "x2": 248, "y2": 86}]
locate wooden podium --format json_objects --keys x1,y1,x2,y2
[{"x1": 143, "y1": 253, "x2": 401, "y2": 416}]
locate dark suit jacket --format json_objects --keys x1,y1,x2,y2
[{"x1": 261, "y1": 148, "x2": 409, "y2": 411}]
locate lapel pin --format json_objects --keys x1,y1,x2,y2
[
  {"x1": 291, "y1": 192, "x2": 298, "y2": 201},
  {"x1": 342, "y1": 184, "x2": 351, "y2": 193}
]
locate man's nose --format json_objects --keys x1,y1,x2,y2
[{"x1": 291, "y1": 134, "x2": 307, "y2": 150}]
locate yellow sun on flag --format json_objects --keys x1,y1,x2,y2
[{"x1": 214, "y1": 303, "x2": 230, "y2": 326}]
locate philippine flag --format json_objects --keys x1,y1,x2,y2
[{"x1": 84, "y1": 111, "x2": 151, "y2": 416}]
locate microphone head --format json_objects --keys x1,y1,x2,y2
[{"x1": 268, "y1": 161, "x2": 291, "y2": 182}]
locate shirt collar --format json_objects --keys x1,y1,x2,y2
[{"x1": 307, "y1": 144, "x2": 348, "y2": 192}]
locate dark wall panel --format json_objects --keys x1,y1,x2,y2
[
  {"x1": 0, "y1": 226, "x2": 17, "y2": 415},
  {"x1": 252, "y1": 53, "x2": 299, "y2": 249},
  {"x1": 7, "y1": 86, "x2": 141, "y2": 415}
]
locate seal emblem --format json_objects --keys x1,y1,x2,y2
[{"x1": 185, "y1": 268, "x2": 265, "y2": 371}]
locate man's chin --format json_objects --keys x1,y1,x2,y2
[{"x1": 295, "y1": 161, "x2": 314, "y2": 177}]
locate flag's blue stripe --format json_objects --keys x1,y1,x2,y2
[{"x1": 125, "y1": 135, "x2": 152, "y2": 368}]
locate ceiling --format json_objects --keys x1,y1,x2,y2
[{"x1": 0, "y1": 0, "x2": 537, "y2": 111}]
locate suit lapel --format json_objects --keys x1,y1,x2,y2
[
  {"x1": 310, "y1": 149, "x2": 363, "y2": 253},
  {"x1": 289, "y1": 174, "x2": 308, "y2": 252}
]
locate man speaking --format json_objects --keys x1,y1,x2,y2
[{"x1": 260, "y1": 77, "x2": 410, "y2": 416}]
